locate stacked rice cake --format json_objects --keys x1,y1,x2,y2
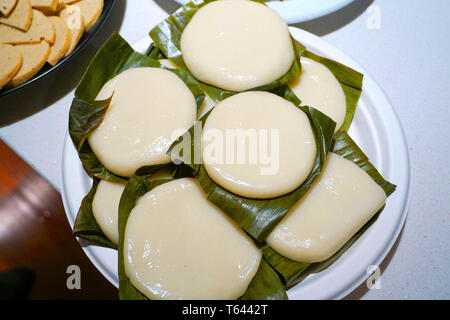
[{"x1": 0, "y1": 0, "x2": 103, "y2": 89}]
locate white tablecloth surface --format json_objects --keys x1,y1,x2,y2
[{"x1": 0, "y1": 0, "x2": 448, "y2": 299}]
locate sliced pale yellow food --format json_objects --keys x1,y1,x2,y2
[
  {"x1": 266, "y1": 153, "x2": 387, "y2": 263},
  {"x1": 289, "y1": 57, "x2": 347, "y2": 133},
  {"x1": 0, "y1": 0, "x2": 18, "y2": 16},
  {"x1": 92, "y1": 180, "x2": 124, "y2": 245},
  {"x1": 47, "y1": 15, "x2": 70, "y2": 65},
  {"x1": 8, "y1": 41, "x2": 49, "y2": 87},
  {"x1": 88, "y1": 67, "x2": 197, "y2": 177},
  {"x1": 180, "y1": 0, "x2": 294, "y2": 92},
  {"x1": 124, "y1": 178, "x2": 262, "y2": 300},
  {"x1": 0, "y1": 43, "x2": 22, "y2": 89},
  {"x1": 0, "y1": 0, "x2": 32, "y2": 31},
  {"x1": 72, "y1": 0, "x2": 102, "y2": 31},
  {"x1": 202, "y1": 91, "x2": 316, "y2": 199},
  {"x1": 0, "y1": 9, "x2": 54, "y2": 44},
  {"x1": 61, "y1": 0, "x2": 80, "y2": 4},
  {"x1": 30, "y1": 0, "x2": 57, "y2": 10},
  {"x1": 59, "y1": 3, "x2": 84, "y2": 56}
]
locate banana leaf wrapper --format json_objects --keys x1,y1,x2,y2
[
  {"x1": 72, "y1": 165, "x2": 173, "y2": 248},
  {"x1": 72, "y1": 178, "x2": 117, "y2": 249},
  {"x1": 70, "y1": 32, "x2": 205, "y2": 245},
  {"x1": 149, "y1": 0, "x2": 305, "y2": 102},
  {"x1": 68, "y1": 32, "x2": 205, "y2": 183},
  {"x1": 262, "y1": 131, "x2": 396, "y2": 288},
  {"x1": 148, "y1": 0, "x2": 363, "y2": 132},
  {"x1": 301, "y1": 51, "x2": 363, "y2": 133},
  {"x1": 167, "y1": 86, "x2": 336, "y2": 242},
  {"x1": 118, "y1": 173, "x2": 287, "y2": 300},
  {"x1": 145, "y1": 42, "x2": 165, "y2": 60}
]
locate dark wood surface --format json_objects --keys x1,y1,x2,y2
[{"x1": 0, "y1": 139, "x2": 118, "y2": 299}]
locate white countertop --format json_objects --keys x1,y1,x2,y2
[{"x1": 0, "y1": 0, "x2": 448, "y2": 299}]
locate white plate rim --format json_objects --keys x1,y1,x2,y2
[
  {"x1": 61, "y1": 27, "x2": 412, "y2": 300},
  {"x1": 172, "y1": 0, "x2": 354, "y2": 24}
]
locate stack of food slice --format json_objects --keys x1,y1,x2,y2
[{"x1": 0, "y1": 0, "x2": 103, "y2": 89}]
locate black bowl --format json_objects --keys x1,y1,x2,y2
[{"x1": 0, "y1": 0, "x2": 117, "y2": 97}]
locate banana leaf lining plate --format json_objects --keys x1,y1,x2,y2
[{"x1": 61, "y1": 27, "x2": 411, "y2": 300}]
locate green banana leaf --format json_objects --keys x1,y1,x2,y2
[
  {"x1": 72, "y1": 178, "x2": 118, "y2": 249},
  {"x1": 68, "y1": 32, "x2": 205, "y2": 182},
  {"x1": 149, "y1": 0, "x2": 305, "y2": 103},
  {"x1": 302, "y1": 51, "x2": 363, "y2": 132},
  {"x1": 332, "y1": 131, "x2": 396, "y2": 196},
  {"x1": 69, "y1": 97, "x2": 126, "y2": 183},
  {"x1": 168, "y1": 86, "x2": 336, "y2": 242},
  {"x1": 261, "y1": 245, "x2": 310, "y2": 289},
  {"x1": 239, "y1": 259, "x2": 287, "y2": 300},
  {"x1": 144, "y1": 42, "x2": 165, "y2": 60},
  {"x1": 72, "y1": 165, "x2": 174, "y2": 248},
  {"x1": 117, "y1": 173, "x2": 287, "y2": 300},
  {"x1": 262, "y1": 131, "x2": 396, "y2": 287}
]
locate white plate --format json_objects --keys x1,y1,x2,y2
[
  {"x1": 61, "y1": 27, "x2": 412, "y2": 300},
  {"x1": 173, "y1": 0, "x2": 354, "y2": 24}
]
